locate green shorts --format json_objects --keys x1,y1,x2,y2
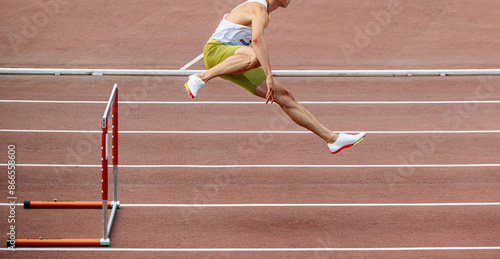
[{"x1": 203, "y1": 39, "x2": 266, "y2": 94}]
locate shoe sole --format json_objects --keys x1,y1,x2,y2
[
  {"x1": 185, "y1": 81, "x2": 195, "y2": 99},
  {"x1": 330, "y1": 134, "x2": 366, "y2": 154}
]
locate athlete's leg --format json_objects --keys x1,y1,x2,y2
[
  {"x1": 198, "y1": 46, "x2": 260, "y2": 83},
  {"x1": 254, "y1": 79, "x2": 338, "y2": 144}
]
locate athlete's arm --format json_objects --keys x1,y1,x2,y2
[{"x1": 251, "y1": 6, "x2": 274, "y2": 104}]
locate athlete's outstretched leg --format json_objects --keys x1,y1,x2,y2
[
  {"x1": 254, "y1": 79, "x2": 366, "y2": 154},
  {"x1": 255, "y1": 79, "x2": 336, "y2": 143}
]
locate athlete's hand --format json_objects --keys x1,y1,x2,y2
[{"x1": 265, "y1": 77, "x2": 275, "y2": 104}]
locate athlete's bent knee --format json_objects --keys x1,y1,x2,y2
[
  {"x1": 277, "y1": 89, "x2": 296, "y2": 107},
  {"x1": 236, "y1": 47, "x2": 261, "y2": 70},
  {"x1": 248, "y1": 56, "x2": 261, "y2": 69}
]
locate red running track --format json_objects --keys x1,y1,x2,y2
[{"x1": 1, "y1": 0, "x2": 500, "y2": 258}]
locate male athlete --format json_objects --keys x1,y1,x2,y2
[{"x1": 185, "y1": 0, "x2": 365, "y2": 154}]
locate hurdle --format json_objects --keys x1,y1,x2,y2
[{"x1": 7, "y1": 84, "x2": 120, "y2": 247}]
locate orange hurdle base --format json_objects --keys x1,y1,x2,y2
[
  {"x1": 24, "y1": 200, "x2": 119, "y2": 209},
  {"x1": 7, "y1": 238, "x2": 110, "y2": 247}
]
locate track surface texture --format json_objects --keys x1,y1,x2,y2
[{"x1": 1, "y1": 0, "x2": 499, "y2": 258}]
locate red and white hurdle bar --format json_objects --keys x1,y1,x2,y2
[{"x1": 8, "y1": 84, "x2": 120, "y2": 247}]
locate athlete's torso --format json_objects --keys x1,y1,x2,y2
[{"x1": 209, "y1": 0, "x2": 269, "y2": 46}]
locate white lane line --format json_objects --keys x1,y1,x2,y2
[
  {"x1": 180, "y1": 53, "x2": 204, "y2": 70},
  {"x1": 2, "y1": 247, "x2": 500, "y2": 252},
  {"x1": 3, "y1": 202, "x2": 500, "y2": 207},
  {"x1": 2, "y1": 100, "x2": 500, "y2": 104},
  {"x1": 2, "y1": 129, "x2": 500, "y2": 134},
  {"x1": 1, "y1": 164, "x2": 499, "y2": 168}
]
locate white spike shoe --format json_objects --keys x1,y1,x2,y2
[
  {"x1": 184, "y1": 74, "x2": 205, "y2": 98},
  {"x1": 328, "y1": 132, "x2": 366, "y2": 154}
]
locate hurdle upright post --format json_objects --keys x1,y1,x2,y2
[
  {"x1": 112, "y1": 88, "x2": 119, "y2": 204},
  {"x1": 101, "y1": 106, "x2": 109, "y2": 243},
  {"x1": 107, "y1": 84, "x2": 119, "y2": 238},
  {"x1": 101, "y1": 83, "x2": 118, "y2": 244}
]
